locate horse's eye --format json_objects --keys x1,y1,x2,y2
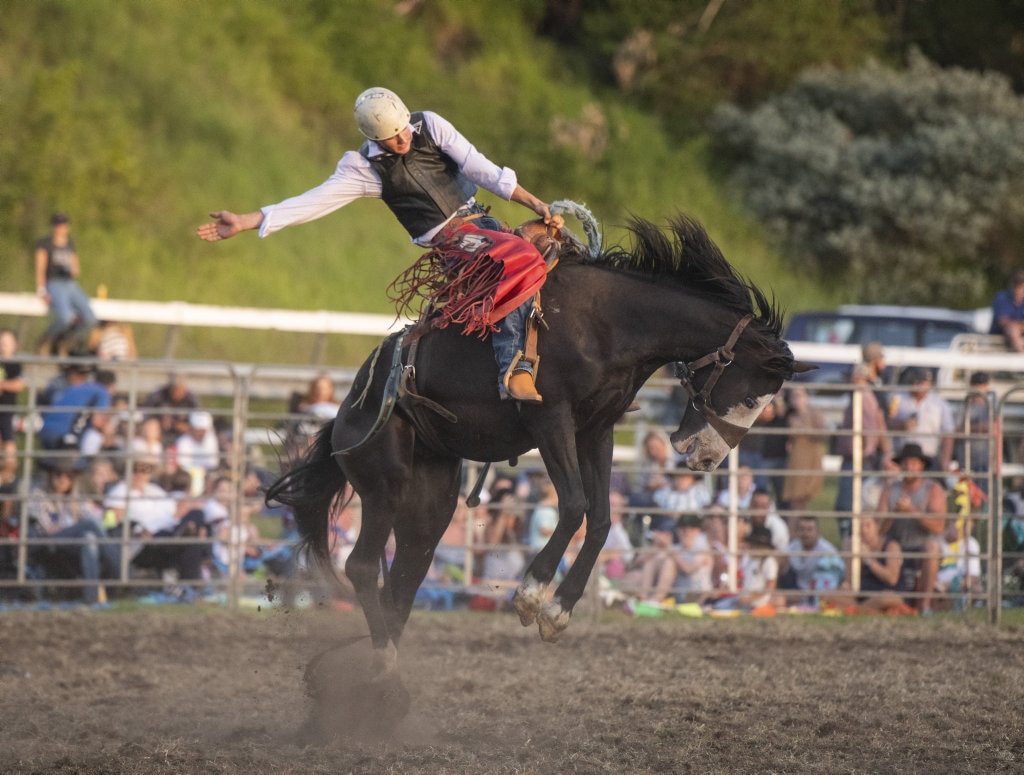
[{"x1": 744, "y1": 396, "x2": 758, "y2": 409}]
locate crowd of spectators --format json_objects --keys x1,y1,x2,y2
[
  {"x1": 0, "y1": 329, "x2": 1013, "y2": 616},
  {"x1": 0, "y1": 357, "x2": 331, "y2": 607}
]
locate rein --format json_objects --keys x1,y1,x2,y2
[{"x1": 673, "y1": 314, "x2": 754, "y2": 449}]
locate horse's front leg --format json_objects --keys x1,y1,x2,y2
[
  {"x1": 512, "y1": 436, "x2": 590, "y2": 640},
  {"x1": 515, "y1": 427, "x2": 614, "y2": 642}
]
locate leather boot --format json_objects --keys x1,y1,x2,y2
[{"x1": 507, "y1": 369, "x2": 543, "y2": 403}]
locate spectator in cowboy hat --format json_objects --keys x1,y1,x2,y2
[{"x1": 875, "y1": 442, "x2": 947, "y2": 615}]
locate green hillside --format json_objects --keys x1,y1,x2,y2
[{"x1": 2, "y1": 0, "x2": 840, "y2": 363}]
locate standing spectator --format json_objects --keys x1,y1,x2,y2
[
  {"x1": 738, "y1": 396, "x2": 789, "y2": 502},
  {"x1": 780, "y1": 516, "x2": 844, "y2": 605},
  {"x1": 876, "y1": 443, "x2": 947, "y2": 615},
  {"x1": 175, "y1": 411, "x2": 221, "y2": 495},
  {"x1": 956, "y1": 372, "x2": 995, "y2": 495},
  {"x1": 861, "y1": 341, "x2": 888, "y2": 386},
  {"x1": 143, "y1": 373, "x2": 199, "y2": 447},
  {"x1": 887, "y1": 367, "x2": 955, "y2": 474},
  {"x1": 781, "y1": 385, "x2": 829, "y2": 519},
  {"x1": 38, "y1": 366, "x2": 116, "y2": 451},
  {"x1": 0, "y1": 329, "x2": 25, "y2": 491},
  {"x1": 34, "y1": 212, "x2": 98, "y2": 355},
  {"x1": 989, "y1": 270, "x2": 1024, "y2": 352},
  {"x1": 25, "y1": 456, "x2": 119, "y2": 605},
  {"x1": 432, "y1": 496, "x2": 471, "y2": 583},
  {"x1": 637, "y1": 513, "x2": 712, "y2": 604},
  {"x1": 747, "y1": 487, "x2": 790, "y2": 553},
  {"x1": 834, "y1": 362, "x2": 891, "y2": 541}
]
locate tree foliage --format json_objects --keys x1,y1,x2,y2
[{"x1": 708, "y1": 51, "x2": 1024, "y2": 307}]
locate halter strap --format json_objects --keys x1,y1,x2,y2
[{"x1": 674, "y1": 314, "x2": 754, "y2": 449}]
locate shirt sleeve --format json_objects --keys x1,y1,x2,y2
[
  {"x1": 258, "y1": 151, "x2": 384, "y2": 238},
  {"x1": 422, "y1": 111, "x2": 518, "y2": 201}
]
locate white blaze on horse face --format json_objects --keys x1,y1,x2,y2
[{"x1": 674, "y1": 392, "x2": 777, "y2": 471}]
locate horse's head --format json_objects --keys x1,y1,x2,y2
[{"x1": 670, "y1": 318, "x2": 815, "y2": 471}]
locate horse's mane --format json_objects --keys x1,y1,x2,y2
[{"x1": 590, "y1": 214, "x2": 786, "y2": 339}]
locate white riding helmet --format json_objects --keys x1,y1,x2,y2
[{"x1": 354, "y1": 87, "x2": 411, "y2": 141}]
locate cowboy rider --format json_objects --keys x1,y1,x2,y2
[{"x1": 197, "y1": 87, "x2": 562, "y2": 402}]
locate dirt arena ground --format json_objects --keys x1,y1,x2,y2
[{"x1": 1, "y1": 604, "x2": 1022, "y2": 774}]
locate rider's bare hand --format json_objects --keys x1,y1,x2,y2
[{"x1": 196, "y1": 210, "x2": 261, "y2": 242}]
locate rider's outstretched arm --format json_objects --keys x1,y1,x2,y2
[{"x1": 196, "y1": 210, "x2": 265, "y2": 242}]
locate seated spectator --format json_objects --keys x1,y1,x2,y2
[
  {"x1": 715, "y1": 465, "x2": 757, "y2": 511},
  {"x1": 600, "y1": 490, "x2": 636, "y2": 582},
  {"x1": 89, "y1": 319, "x2": 137, "y2": 361},
  {"x1": 142, "y1": 373, "x2": 198, "y2": 447},
  {"x1": 432, "y1": 496, "x2": 471, "y2": 583},
  {"x1": 102, "y1": 445, "x2": 205, "y2": 589},
  {"x1": 175, "y1": 411, "x2": 221, "y2": 495},
  {"x1": 212, "y1": 501, "x2": 291, "y2": 579},
  {"x1": 1, "y1": 328, "x2": 25, "y2": 491},
  {"x1": 38, "y1": 365, "x2": 116, "y2": 451},
  {"x1": 989, "y1": 269, "x2": 1024, "y2": 352},
  {"x1": 780, "y1": 516, "x2": 844, "y2": 605},
  {"x1": 827, "y1": 515, "x2": 908, "y2": 614},
  {"x1": 133, "y1": 417, "x2": 165, "y2": 462},
  {"x1": 747, "y1": 487, "x2": 790, "y2": 553},
  {"x1": 480, "y1": 488, "x2": 526, "y2": 583},
  {"x1": 876, "y1": 443, "x2": 946, "y2": 614},
  {"x1": 652, "y1": 464, "x2": 712, "y2": 519},
  {"x1": 934, "y1": 518, "x2": 982, "y2": 607},
  {"x1": 286, "y1": 373, "x2": 342, "y2": 457},
  {"x1": 527, "y1": 480, "x2": 559, "y2": 559},
  {"x1": 710, "y1": 525, "x2": 782, "y2": 612},
  {"x1": 25, "y1": 456, "x2": 119, "y2": 605},
  {"x1": 631, "y1": 429, "x2": 676, "y2": 508},
  {"x1": 701, "y1": 505, "x2": 730, "y2": 590},
  {"x1": 635, "y1": 513, "x2": 711, "y2": 604}
]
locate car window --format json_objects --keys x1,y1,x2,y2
[
  {"x1": 858, "y1": 319, "x2": 917, "y2": 347},
  {"x1": 922, "y1": 321, "x2": 970, "y2": 348},
  {"x1": 803, "y1": 317, "x2": 855, "y2": 344}
]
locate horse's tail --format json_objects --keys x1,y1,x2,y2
[{"x1": 264, "y1": 421, "x2": 346, "y2": 584}]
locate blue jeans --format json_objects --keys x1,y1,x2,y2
[
  {"x1": 33, "y1": 519, "x2": 120, "y2": 604},
  {"x1": 491, "y1": 298, "x2": 533, "y2": 391},
  {"x1": 470, "y1": 213, "x2": 535, "y2": 393},
  {"x1": 44, "y1": 278, "x2": 97, "y2": 344}
]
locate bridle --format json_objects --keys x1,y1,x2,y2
[{"x1": 673, "y1": 314, "x2": 754, "y2": 449}]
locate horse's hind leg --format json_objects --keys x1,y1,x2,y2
[{"x1": 385, "y1": 453, "x2": 462, "y2": 641}]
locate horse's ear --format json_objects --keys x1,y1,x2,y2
[{"x1": 791, "y1": 361, "x2": 818, "y2": 374}]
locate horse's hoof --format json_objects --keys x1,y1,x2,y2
[
  {"x1": 536, "y1": 600, "x2": 571, "y2": 643},
  {"x1": 370, "y1": 640, "x2": 399, "y2": 681},
  {"x1": 512, "y1": 589, "x2": 537, "y2": 627},
  {"x1": 512, "y1": 578, "x2": 546, "y2": 627}
]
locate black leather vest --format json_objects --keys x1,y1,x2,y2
[{"x1": 360, "y1": 112, "x2": 478, "y2": 237}]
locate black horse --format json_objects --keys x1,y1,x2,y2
[{"x1": 268, "y1": 213, "x2": 812, "y2": 667}]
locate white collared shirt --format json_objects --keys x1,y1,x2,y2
[{"x1": 258, "y1": 111, "x2": 518, "y2": 245}]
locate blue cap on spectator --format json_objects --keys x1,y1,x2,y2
[{"x1": 649, "y1": 515, "x2": 676, "y2": 533}]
